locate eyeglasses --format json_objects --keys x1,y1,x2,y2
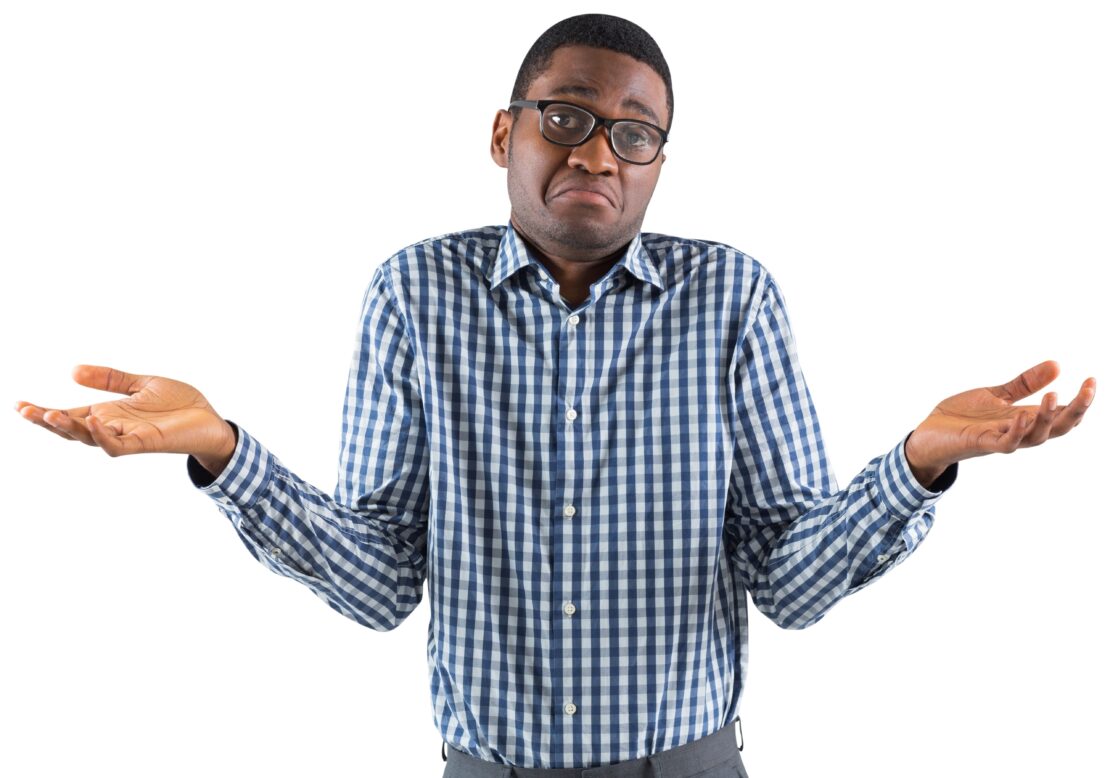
[{"x1": 508, "y1": 99, "x2": 668, "y2": 165}]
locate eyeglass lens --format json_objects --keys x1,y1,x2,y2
[{"x1": 541, "y1": 103, "x2": 662, "y2": 163}]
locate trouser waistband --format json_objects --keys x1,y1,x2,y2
[{"x1": 442, "y1": 719, "x2": 743, "y2": 778}]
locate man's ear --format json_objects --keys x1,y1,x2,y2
[{"x1": 490, "y1": 109, "x2": 512, "y2": 168}]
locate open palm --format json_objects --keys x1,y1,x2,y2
[
  {"x1": 15, "y1": 365, "x2": 233, "y2": 459},
  {"x1": 906, "y1": 360, "x2": 1096, "y2": 474}
]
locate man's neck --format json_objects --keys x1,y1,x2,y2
[{"x1": 511, "y1": 220, "x2": 629, "y2": 307}]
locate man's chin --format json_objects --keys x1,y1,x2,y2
[
  {"x1": 545, "y1": 222, "x2": 624, "y2": 253},
  {"x1": 513, "y1": 208, "x2": 633, "y2": 255}
]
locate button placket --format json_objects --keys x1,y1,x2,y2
[{"x1": 559, "y1": 308, "x2": 585, "y2": 727}]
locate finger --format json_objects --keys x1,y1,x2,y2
[
  {"x1": 1022, "y1": 392, "x2": 1057, "y2": 447},
  {"x1": 17, "y1": 404, "x2": 75, "y2": 440},
  {"x1": 16, "y1": 398, "x2": 94, "y2": 418},
  {"x1": 991, "y1": 360, "x2": 1060, "y2": 404},
  {"x1": 71, "y1": 364, "x2": 151, "y2": 397},
  {"x1": 1048, "y1": 377, "x2": 1096, "y2": 438},
  {"x1": 86, "y1": 415, "x2": 125, "y2": 457},
  {"x1": 1079, "y1": 376, "x2": 1096, "y2": 408},
  {"x1": 16, "y1": 400, "x2": 92, "y2": 419},
  {"x1": 16, "y1": 403, "x2": 91, "y2": 444},
  {"x1": 41, "y1": 409, "x2": 96, "y2": 445},
  {"x1": 993, "y1": 412, "x2": 1035, "y2": 454},
  {"x1": 86, "y1": 414, "x2": 144, "y2": 457}
]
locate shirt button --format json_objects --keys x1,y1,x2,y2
[
  {"x1": 877, "y1": 554, "x2": 889, "y2": 563},
  {"x1": 565, "y1": 408, "x2": 577, "y2": 421},
  {"x1": 564, "y1": 702, "x2": 577, "y2": 715},
  {"x1": 563, "y1": 505, "x2": 576, "y2": 518},
  {"x1": 568, "y1": 314, "x2": 580, "y2": 326},
  {"x1": 563, "y1": 602, "x2": 576, "y2": 616},
  {"x1": 271, "y1": 547, "x2": 282, "y2": 556}
]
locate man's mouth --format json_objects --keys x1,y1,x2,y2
[{"x1": 554, "y1": 189, "x2": 613, "y2": 206}]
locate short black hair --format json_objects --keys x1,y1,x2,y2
[{"x1": 509, "y1": 13, "x2": 674, "y2": 133}]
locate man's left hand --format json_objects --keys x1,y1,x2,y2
[{"x1": 904, "y1": 360, "x2": 1096, "y2": 488}]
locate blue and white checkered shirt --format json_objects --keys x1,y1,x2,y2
[{"x1": 188, "y1": 219, "x2": 957, "y2": 768}]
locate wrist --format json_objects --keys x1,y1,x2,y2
[
  {"x1": 904, "y1": 431, "x2": 947, "y2": 489},
  {"x1": 195, "y1": 420, "x2": 237, "y2": 478}
]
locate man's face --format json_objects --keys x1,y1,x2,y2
[{"x1": 491, "y1": 45, "x2": 668, "y2": 260}]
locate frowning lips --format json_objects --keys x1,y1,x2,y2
[{"x1": 550, "y1": 179, "x2": 618, "y2": 207}]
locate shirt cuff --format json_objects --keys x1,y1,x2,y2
[
  {"x1": 873, "y1": 431, "x2": 958, "y2": 519},
  {"x1": 186, "y1": 420, "x2": 275, "y2": 512}
]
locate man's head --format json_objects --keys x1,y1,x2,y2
[{"x1": 490, "y1": 14, "x2": 672, "y2": 263}]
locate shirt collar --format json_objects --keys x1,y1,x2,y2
[{"x1": 486, "y1": 219, "x2": 665, "y2": 293}]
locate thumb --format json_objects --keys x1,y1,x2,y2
[
  {"x1": 991, "y1": 359, "x2": 1060, "y2": 403},
  {"x1": 72, "y1": 365, "x2": 151, "y2": 396}
]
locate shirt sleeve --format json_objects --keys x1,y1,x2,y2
[
  {"x1": 185, "y1": 263, "x2": 430, "y2": 632},
  {"x1": 724, "y1": 274, "x2": 957, "y2": 630}
]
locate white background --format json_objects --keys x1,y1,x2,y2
[{"x1": 2, "y1": 2, "x2": 1107, "y2": 776}]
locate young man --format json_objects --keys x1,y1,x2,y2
[{"x1": 15, "y1": 13, "x2": 1095, "y2": 778}]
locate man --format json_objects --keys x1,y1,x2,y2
[{"x1": 14, "y1": 13, "x2": 1095, "y2": 778}]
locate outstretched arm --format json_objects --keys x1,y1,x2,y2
[{"x1": 727, "y1": 276, "x2": 1094, "y2": 631}]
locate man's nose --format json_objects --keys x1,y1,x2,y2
[{"x1": 567, "y1": 127, "x2": 619, "y2": 175}]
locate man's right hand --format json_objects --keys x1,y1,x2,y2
[{"x1": 14, "y1": 364, "x2": 238, "y2": 477}]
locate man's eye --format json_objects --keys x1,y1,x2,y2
[
  {"x1": 549, "y1": 113, "x2": 582, "y2": 129},
  {"x1": 617, "y1": 128, "x2": 651, "y2": 147}
]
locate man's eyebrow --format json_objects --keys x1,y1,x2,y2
[{"x1": 547, "y1": 83, "x2": 663, "y2": 127}]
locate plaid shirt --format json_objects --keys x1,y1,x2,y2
[{"x1": 188, "y1": 219, "x2": 957, "y2": 768}]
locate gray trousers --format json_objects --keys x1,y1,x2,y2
[{"x1": 441, "y1": 720, "x2": 749, "y2": 778}]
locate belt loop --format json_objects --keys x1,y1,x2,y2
[{"x1": 734, "y1": 717, "x2": 744, "y2": 752}]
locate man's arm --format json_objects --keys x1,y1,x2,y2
[
  {"x1": 186, "y1": 262, "x2": 430, "y2": 631},
  {"x1": 724, "y1": 275, "x2": 956, "y2": 630}
]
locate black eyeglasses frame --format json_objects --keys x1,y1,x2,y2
[{"x1": 507, "y1": 99, "x2": 669, "y2": 165}]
